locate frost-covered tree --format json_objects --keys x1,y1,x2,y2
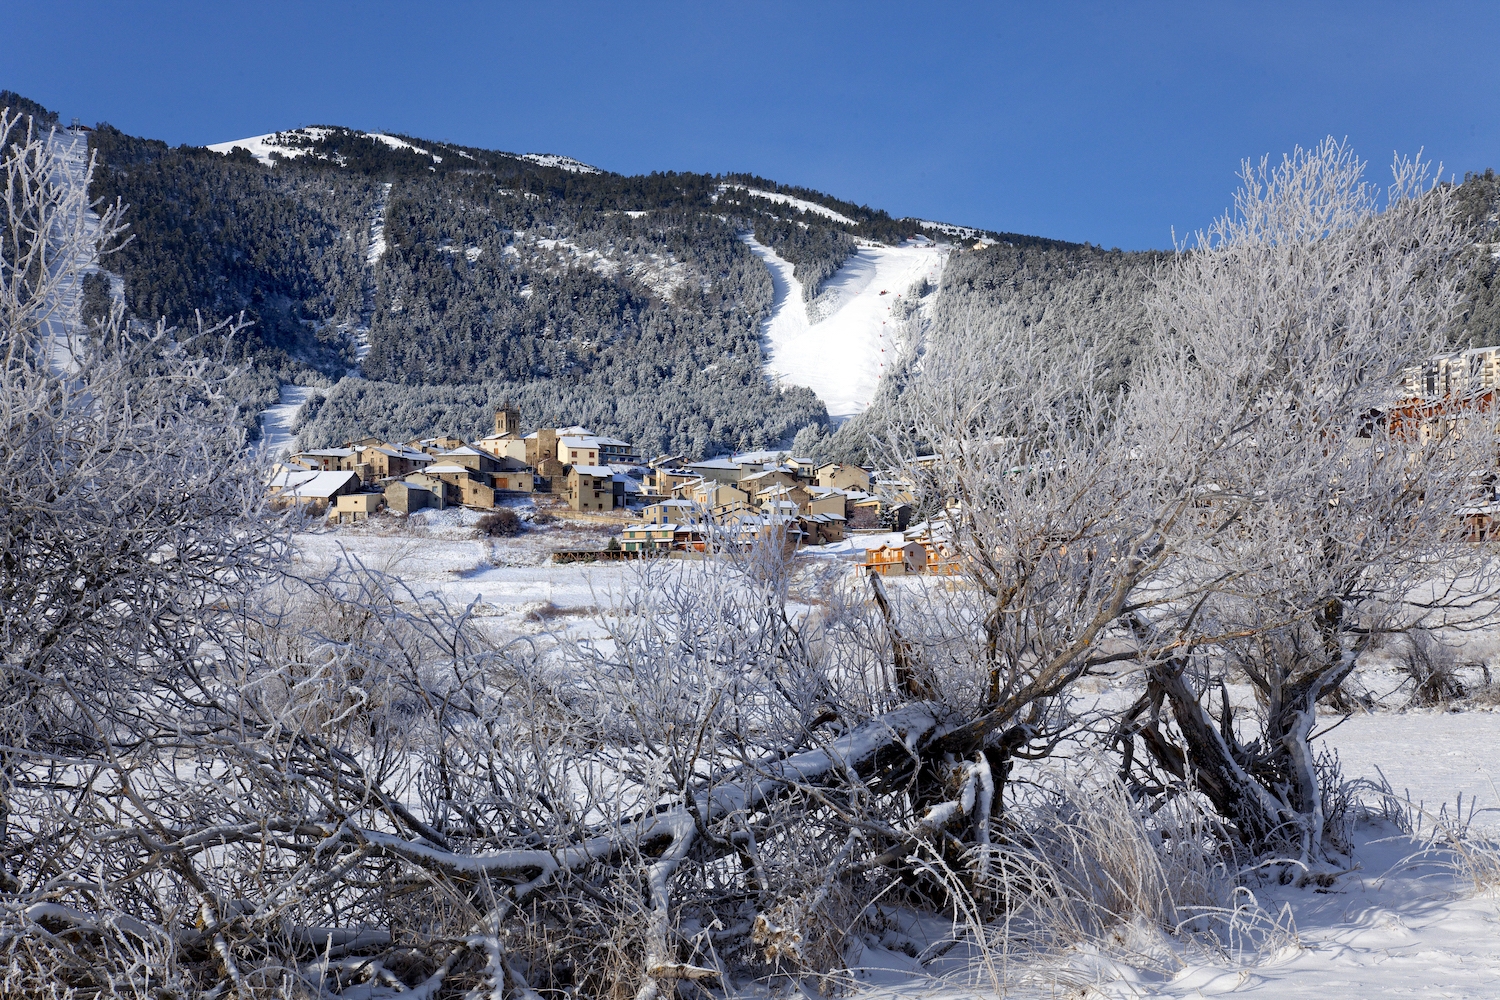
[
  {"x1": 0, "y1": 107, "x2": 284, "y2": 979},
  {"x1": 1118, "y1": 140, "x2": 1491, "y2": 864},
  {"x1": 887, "y1": 139, "x2": 1490, "y2": 867}
]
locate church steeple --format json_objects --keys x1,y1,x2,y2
[{"x1": 494, "y1": 403, "x2": 520, "y2": 439}]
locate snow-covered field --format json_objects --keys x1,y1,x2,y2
[
  {"x1": 743, "y1": 236, "x2": 948, "y2": 421},
  {"x1": 832, "y1": 706, "x2": 1500, "y2": 999},
  {"x1": 291, "y1": 512, "x2": 634, "y2": 641}
]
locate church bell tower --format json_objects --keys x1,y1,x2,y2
[{"x1": 494, "y1": 403, "x2": 520, "y2": 440}]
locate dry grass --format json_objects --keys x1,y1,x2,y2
[{"x1": 887, "y1": 762, "x2": 1298, "y2": 997}]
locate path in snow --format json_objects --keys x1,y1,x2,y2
[
  {"x1": 340, "y1": 180, "x2": 392, "y2": 373},
  {"x1": 39, "y1": 129, "x2": 102, "y2": 374},
  {"x1": 743, "y1": 236, "x2": 947, "y2": 422},
  {"x1": 256, "y1": 385, "x2": 309, "y2": 462}
]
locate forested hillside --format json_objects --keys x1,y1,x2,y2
[
  {"x1": 1454, "y1": 168, "x2": 1500, "y2": 349},
  {"x1": 812, "y1": 240, "x2": 1165, "y2": 464},
  {"x1": 8, "y1": 90, "x2": 1500, "y2": 460},
  {"x1": 812, "y1": 170, "x2": 1500, "y2": 466},
  {"x1": 65, "y1": 107, "x2": 1005, "y2": 456}
]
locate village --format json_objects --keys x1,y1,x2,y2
[
  {"x1": 268, "y1": 403, "x2": 960, "y2": 575},
  {"x1": 269, "y1": 344, "x2": 1500, "y2": 577}
]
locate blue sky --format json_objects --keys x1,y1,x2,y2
[{"x1": 7, "y1": 1, "x2": 1498, "y2": 249}]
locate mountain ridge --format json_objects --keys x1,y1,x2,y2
[{"x1": 11, "y1": 91, "x2": 1498, "y2": 463}]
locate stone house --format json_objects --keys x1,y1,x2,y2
[
  {"x1": 291, "y1": 448, "x2": 355, "y2": 471},
  {"x1": 524, "y1": 428, "x2": 567, "y2": 487},
  {"x1": 797, "y1": 511, "x2": 846, "y2": 545},
  {"x1": 411, "y1": 436, "x2": 468, "y2": 455},
  {"x1": 421, "y1": 464, "x2": 498, "y2": 509},
  {"x1": 385, "y1": 480, "x2": 445, "y2": 514},
  {"x1": 816, "y1": 463, "x2": 871, "y2": 492},
  {"x1": 804, "y1": 487, "x2": 850, "y2": 519},
  {"x1": 355, "y1": 443, "x2": 432, "y2": 482},
  {"x1": 567, "y1": 465, "x2": 615, "y2": 511},
  {"x1": 334, "y1": 493, "x2": 384, "y2": 524},
  {"x1": 402, "y1": 472, "x2": 460, "y2": 508},
  {"x1": 437, "y1": 445, "x2": 505, "y2": 475},
  {"x1": 267, "y1": 469, "x2": 362, "y2": 512}
]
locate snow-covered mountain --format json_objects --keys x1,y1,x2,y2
[
  {"x1": 207, "y1": 127, "x2": 442, "y2": 165},
  {"x1": 50, "y1": 96, "x2": 1085, "y2": 457},
  {"x1": 516, "y1": 152, "x2": 600, "y2": 174},
  {"x1": 207, "y1": 128, "x2": 603, "y2": 175}
]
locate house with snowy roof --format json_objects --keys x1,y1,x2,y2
[
  {"x1": 353, "y1": 442, "x2": 432, "y2": 482},
  {"x1": 797, "y1": 511, "x2": 846, "y2": 545},
  {"x1": 804, "y1": 486, "x2": 853, "y2": 519},
  {"x1": 267, "y1": 468, "x2": 362, "y2": 511},
  {"x1": 642, "y1": 498, "x2": 697, "y2": 524},
  {"x1": 567, "y1": 465, "x2": 615, "y2": 511},
  {"x1": 685, "y1": 456, "x2": 755, "y2": 486},
  {"x1": 558, "y1": 436, "x2": 601, "y2": 467},
  {"x1": 291, "y1": 447, "x2": 356, "y2": 472},
  {"x1": 815, "y1": 463, "x2": 870, "y2": 492},
  {"x1": 595, "y1": 436, "x2": 640, "y2": 464},
  {"x1": 741, "y1": 468, "x2": 801, "y2": 494},
  {"x1": 436, "y1": 445, "x2": 510, "y2": 476},
  {"x1": 418, "y1": 463, "x2": 501, "y2": 509},
  {"x1": 687, "y1": 479, "x2": 749, "y2": 516}
]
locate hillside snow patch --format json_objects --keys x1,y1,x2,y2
[
  {"x1": 207, "y1": 128, "x2": 443, "y2": 166},
  {"x1": 518, "y1": 153, "x2": 601, "y2": 174},
  {"x1": 743, "y1": 235, "x2": 947, "y2": 421}
]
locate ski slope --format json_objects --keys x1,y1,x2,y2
[
  {"x1": 39, "y1": 129, "x2": 103, "y2": 374},
  {"x1": 256, "y1": 385, "x2": 308, "y2": 462},
  {"x1": 743, "y1": 236, "x2": 947, "y2": 422}
]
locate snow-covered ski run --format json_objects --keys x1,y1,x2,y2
[{"x1": 743, "y1": 234, "x2": 948, "y2": 422}]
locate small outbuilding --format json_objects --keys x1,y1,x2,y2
[{"x1": 334, "y1": 493, "x2": 384, "y2": 523}]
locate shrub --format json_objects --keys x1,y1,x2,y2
[{"x1": 477, "y1": 509, "x2": 522, "y2": 537}]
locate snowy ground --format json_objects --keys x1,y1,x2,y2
[
  {"x1": 743, "y1": 236, "x2": 948, "y2": 421},
  {"x1": 827, "y1": 705, "x2": 1500, "y2": 1000},
  {"x1": 291, "y1": 510, "x2": 634, "y2": 642}
]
